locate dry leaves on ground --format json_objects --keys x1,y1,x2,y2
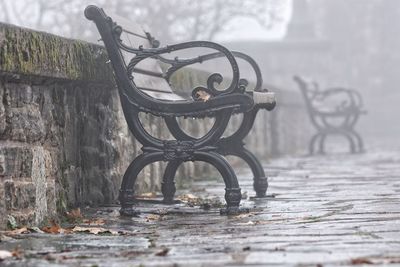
[
  {"x1": 350, "y1": 258, "x2": 374, "y2": 265},
  {"x1": 6, "y1": 227, "x2": 44, "y2": 235},
  {"x1": 82, "y1": 218, "x2": 106, "y2": 226},
  {"x1": 146, "y1": 214, "x2": 162, "y2": 222},
  {"x1": 349, "y1": 257, "x2": 400, "y2": 265},
  {"x1": 155, "y1": 248, "x2": 170, "y2": 256},
  {"x1": 137, "y1": 192, "x2": 158, "y2": 199},
  {"x1": 41, "y1": 221, "x2": 66, "y2": 234},
  {"x1": 71, "y1": 226, "x2": 119, "y2": 235},
  {"x1": 178, "y1": 193, "x2": 199, "y2": 202},
  {"x1": 3, "y1": 220, "x2": 128, "y2": 236},
  {"x1": 65, "y1": 208, "x2": 83, "y2": 223},
  {"x1": 177, "y1": 194, "x2": 224, "y2": 209}
]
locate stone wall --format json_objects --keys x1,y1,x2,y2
[{"x1": 0, "y1": 23, "x2": 310, "y2": 229}]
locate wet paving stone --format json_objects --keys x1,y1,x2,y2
[{"x1": 1, "y1": 151, "x2": 400, "y2": 266}]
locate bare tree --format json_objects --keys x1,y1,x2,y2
[
  {"x1": 0, "y1": 0, "x2": 287, "y2": 42},
  {"x1": 114, "y1": 0, "x2": 287, "y2": 42}
]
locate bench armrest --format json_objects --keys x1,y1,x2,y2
[
  {"x1": 159, "y1": 50, "x2": 264, "y2": 92},
  {"x1": 120, "y1": 40, "x2": 244, "y2": 98},
  {"x1": 293, "y1": 75, "x2": 365, "y2": 114}
]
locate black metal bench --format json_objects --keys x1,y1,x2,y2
[
  {"x1": 84, "y1": 5, "x2": 276, "y2": 216},
  {"x1": 293, "y1": 76, "x2": 366, "y2": 154}
]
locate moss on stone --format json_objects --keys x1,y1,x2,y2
[{"x1": 0, "y1": 23, "x2": 113, "y2": 82}]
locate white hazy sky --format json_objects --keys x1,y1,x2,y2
[
  {"x1": 1, "y1": 0, "x2": 293, "y2": 42},
  {"x1": 216, "y1": 0, "x2": 293, "y2": 42}
]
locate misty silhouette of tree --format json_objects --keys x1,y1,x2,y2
[{"x1": 0, "y1": 0, "x2": 286, "y2": 42}]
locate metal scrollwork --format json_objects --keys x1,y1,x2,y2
[
  {"x1": 145, "y1": 32, "x2": 160, "y2": 48},
  {"x1": 111, "y1": 26, "x2": 241, "y2": 98},
  {"x1": 163, "y1": 140, "x2": 195, "y2": 161}
]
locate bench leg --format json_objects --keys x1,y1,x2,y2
[
  {"x1": 217, "y1": 108, "x2": 270, "y2": 198},
  {"x1": 232, "y1": 148, "x2": 268, "y2": 198},
  {"x1": 194, "y1": 151, "x2": 249, "y2": 215},
  {"x1": 342, "y1": 132, "x2": 356, "y2": 153},
  {"x1": 350, "y1": 130, "x2": 365, "y2": 153},
  {"x1": 317, "y1": 133, "x2": 328, "y2": 154},
  {"x1": 161, "y1": 160, "x2": 182, "y2": 204},
  {"x1": 119, "y1": 152, "x2": 163, "y2": 217},
  {"x1": 309, "y1": 132, "x2": 323, "y2": 155}
]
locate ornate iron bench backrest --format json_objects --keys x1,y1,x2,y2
[
  {"x1": 293, "y1": 76, "x2": 321, "y2": 114},
  {"x1": 293, "y1": 76, "x2": 364, "y2": 116},
  {"x1": 85, "y1": 7, "x2": 184, "y2": 101}
]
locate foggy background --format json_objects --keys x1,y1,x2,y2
[{"x1": 1, "y1": 0, "x2": 399, "y2": 152}]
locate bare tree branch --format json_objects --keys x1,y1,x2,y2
[{"x1": 0, "y1": 0, "x2": 287, "y2": 42}]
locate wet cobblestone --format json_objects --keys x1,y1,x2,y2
[{"x1": 1, "y1": 151, "x2": 400, "y2": 266}]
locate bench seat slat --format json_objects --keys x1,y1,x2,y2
[
  {"x1": 132, "y1": 67, "x2": 164, "y2": 78},
  {"x1": 106, "y1": 9, "x2": 182, "y2": 100}
]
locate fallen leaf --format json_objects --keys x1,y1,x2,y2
[
  {"x1": 146, "y1": 214, "x2": 161, "y2": 222},
  {"x1": 71, "y1": 226, "x2": 118, "y2": 235},
  {"x1": 0, "y1": 250, "x2": 12, "y2": 261},
  {"x1": 155, "y1": 248, "x2": 170, "y2": 256},
  {"x1": 82, "y1": 218, "x2": 106, "y2": 226},
  {"x1": 120, "y1": 250, "x2": 144, "y2": 258},
  {"x1": 234, "y1": 213, "x2": 256, "y2": 219},
  {"x1": 4, "y1": 226, "x2": 44, "y2": 236},
  {"x1": 9, "y1": 227, "x2": 31, "y2": 235},
  {"x1": 195, "y1": 90, "x2": 211, "y2": 101},
  {"x1": 255, "y1": 220, "x2": 270, "y2": 225},
  {"x1": 350, "y1": 258, "x2": 374, "y2": 265},
  {"x1": 177, "y1": 194, "x2": 200, "y2": 206},
  {"x1": 41, "y1": 221, "x2": 67, "y2": 234},
  {"x1": 137, "y1": 192, "x2": 157, "y2": 199},
  {"x1": 66, "y1": 208, "x2": 83, "y2": 222},
  {"x1": 29, "y1": 227, "x2": 44, "y2": 233},
  {"x1": 178, "y1": 193, "x2": 198, "y2": 201}
]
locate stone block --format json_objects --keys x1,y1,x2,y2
[
  {"x1": 31, "y1": 147, "x2": 48, "y2": 224},
  {"x1": 0, "y1": 147, "x2": 33, "y2": 179},
  {"x1": 0, "y1": 83, "x2": 6, "y2": 135},
  {"x1": 45, "y1": 179, "x2": 57, "y2": 219},
  {"x1": 0, "y1": 185, "x2": 6, "y2": 228},
  {"x1": 4, "y1": 180, "x2": 36, "y2": 211}
]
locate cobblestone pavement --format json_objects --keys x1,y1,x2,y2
[{"x1": 1, "y1": 150, "x2": 400, "y2": 266}]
